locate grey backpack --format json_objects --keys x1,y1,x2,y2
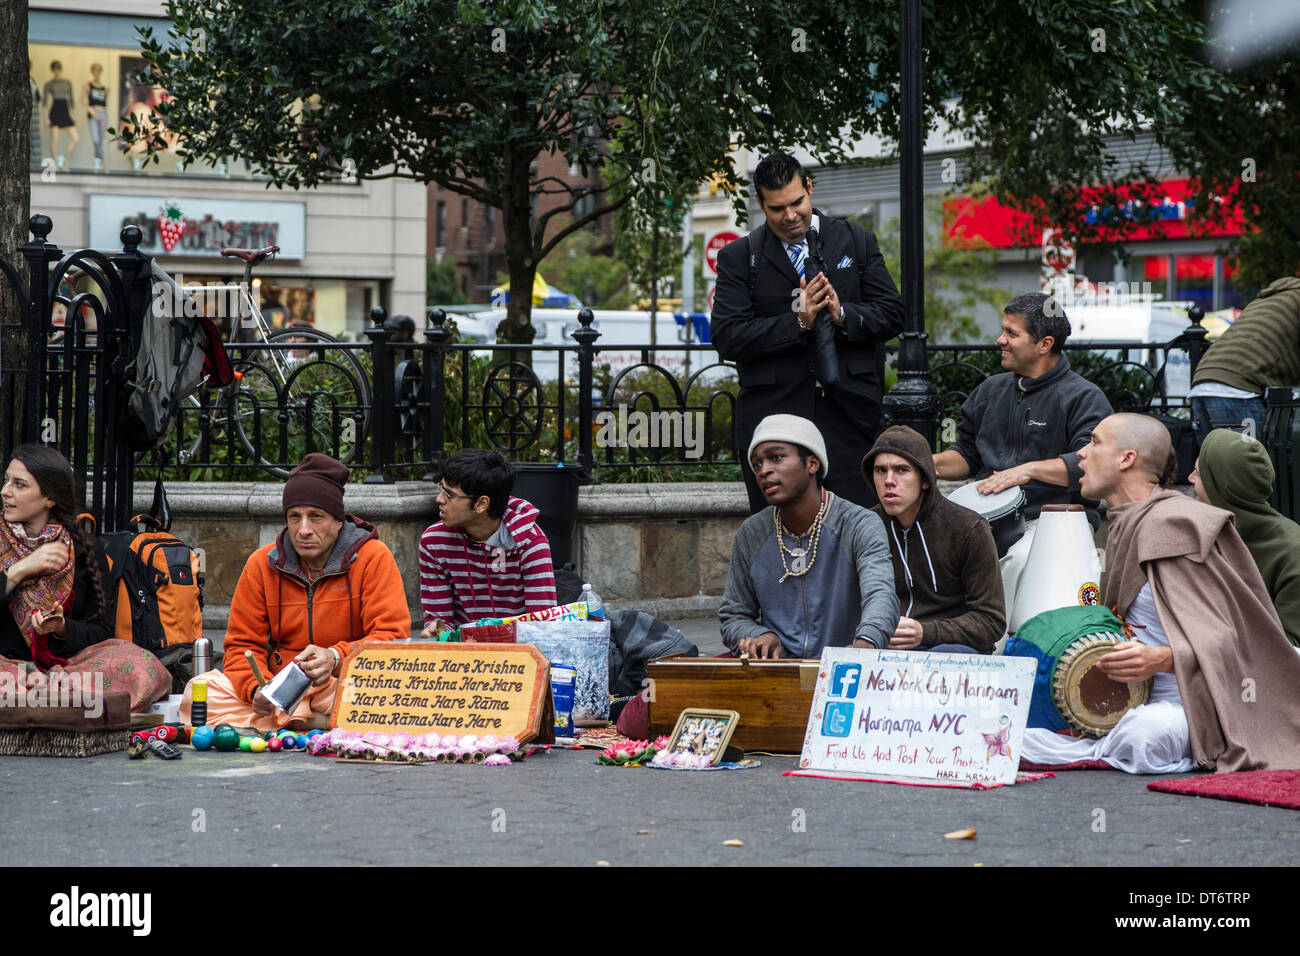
[{"x1": 126, "y1": 262, "x2": 234, "y2": 451}]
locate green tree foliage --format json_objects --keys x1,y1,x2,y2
[
  {"x1": 129, "y1": 0, "x2": 883, "y2": 345},
  {"x1": 543, "y1": 227, "x2": 635, "y2": 310},
  {"x1": 868, "y1": 197, "x2": 1012, "y2": 346},
  {"x1": 426, "y1": 256, "x2": 466, "y2": 306}
]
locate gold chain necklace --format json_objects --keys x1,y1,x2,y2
[{"x1": 774, "y1": 490, "x2": 833, "y2": 582}]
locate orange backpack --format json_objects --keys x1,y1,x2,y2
[{"x1": 103, "y1": 516, "x2": 204, "y2": 652}]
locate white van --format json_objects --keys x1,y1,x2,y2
[
  {"x1": 469, "y1": 308, "x2": 728, "y2": 386},
  {"x1": 1065, "y1": 300, "x2": 1199, "y2": 397}
]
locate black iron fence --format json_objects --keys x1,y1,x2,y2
[{"x1": 2, "y1": 216, "x2": 1225, "y2": 520}]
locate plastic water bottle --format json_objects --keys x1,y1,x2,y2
[{"x1": 580, "y1": 582, "x2": 605, "y2": 620}]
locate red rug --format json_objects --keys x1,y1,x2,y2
[
  {"x1": 1147, "y1": 770, "x2": 1300, "y2": 810},
  {"x1": 1019, "y1": 758, "x2": 1115, "y2": 772}
]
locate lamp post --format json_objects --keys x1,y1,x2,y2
[{"x1": 882, "y1": 0, "x2": 941, "y2": 444}]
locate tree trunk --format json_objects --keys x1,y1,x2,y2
[
  {"x1": 0, "y1": 0, "x2": 32, "y2": 452},
  {"x1": 498, "y1": 143, "x2": 537, "y2": 347}
]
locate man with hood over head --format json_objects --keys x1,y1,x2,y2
[
  {"x1": 863, "y1": 426, "x2": 1005, "y2": 654},
  {"x1": 1191, "y1": 429, "x2": 1300, "y2": 647}
]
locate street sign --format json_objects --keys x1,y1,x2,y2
[{"x1": 704, "y1": 230, "x2": 742, "y2": 278}]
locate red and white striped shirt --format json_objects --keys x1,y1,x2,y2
[{"x1": 418, "y1": 496, "x2": 557, "y2": 627}]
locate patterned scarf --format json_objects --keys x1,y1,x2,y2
[{"x1": 0, "y1": 519, "x2": 74, "y2": 668}]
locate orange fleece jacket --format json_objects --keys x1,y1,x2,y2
[{"x1": 223, "y1": 517, "x2": 411, "y2": 704}]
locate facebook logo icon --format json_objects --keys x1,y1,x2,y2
[
  {"x1": 823, "y1": 701, "x2": 854, "y2": 737},
  {"x1": 830, "y1": 663, "x2": 862, "y2": 699}
]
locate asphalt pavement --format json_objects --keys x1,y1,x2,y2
[{"x1": 5, "y1": 619, "x2": 1294, "y2": 869}]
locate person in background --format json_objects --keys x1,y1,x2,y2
[
  {"x1": 1188, "y1": 277, "x2": 1300, "y2": 441},
  {"x1": 711, "y1": 152, "x2": 905, "y2": 512}
]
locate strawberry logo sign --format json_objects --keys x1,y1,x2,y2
[{"x1": 157, "y1": 201, "x2": 186, "y2": 252}]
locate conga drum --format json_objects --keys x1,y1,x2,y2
[
  {"x1": 1008, "y1": 504, "x2": 1102, "y2": 634},
  {"x1": 1004, "y1": 605, "x2": 1150, "y2": 737},
  {"x1": 946, "y1": 483, "x2": 1026, "y2": 558}
]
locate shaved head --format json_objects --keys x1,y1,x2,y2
[
  {"x1": 1107, "y1": 413, "x2": 1171, "y2": 483},
  {"x1": 1078, "y1": 413, "x2": 1173, "y2": 504}
]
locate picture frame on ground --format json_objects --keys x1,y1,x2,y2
[{"x1": 666, "y1": 708, "x2": 740, "y2": 767}]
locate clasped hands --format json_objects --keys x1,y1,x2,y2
[{"x1": 796, "y1": 273, "x2": 844, "y2": 331}]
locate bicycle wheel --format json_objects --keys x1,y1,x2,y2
[{"x1": 232, "y1": 329, "x2": 372, "y2": 477}]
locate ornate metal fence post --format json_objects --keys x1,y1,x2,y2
[
  {"x1": 1182, "y1": 305, "x2": 1208, "y2": 379},
  {"x1": 19, "y1": 215, "x2": 62, "y2": 444},
  {"x1": 423, "y1": 308, "x2": 449, "y2": 480},
  {"x1": 883, "y1": 0, "x2": 941, "y2": 446},
  {"x1": 571, "y1": 307, "x2": 600, "y2": 478},
  {"x1": 364, "y1": 306, "x2": 393, "y2": 483},
  {"x1": 107, "y1": 225, "x2": 150, "y2": 531}
]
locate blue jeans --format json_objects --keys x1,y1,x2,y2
[{"x1": 1190, "y1": 396, "x2": 1267, "y2": 443}]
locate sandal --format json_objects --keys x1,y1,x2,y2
[
  {"x1": 128, "y1": 738, "x2": 149, "y2": 759},
  {"x1": 148, "y1": 738, "x2": 183, "y2": 760}
]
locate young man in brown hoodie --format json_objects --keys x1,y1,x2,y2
[{"x1": 862, "y1": 426, "x2": 1005, "y2": 654}]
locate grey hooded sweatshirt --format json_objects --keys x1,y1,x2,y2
[{"x1": 719, "y1": 494, "x2": 898, "y2": 658}]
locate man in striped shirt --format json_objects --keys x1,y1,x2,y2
[{"x1": 418, "y1": 449, "x2": 557, "y2": 634}]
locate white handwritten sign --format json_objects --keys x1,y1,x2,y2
[{"x1": 798, "y1": 647, "x2": 1036, "y2": 785}]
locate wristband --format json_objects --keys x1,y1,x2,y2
[{"x1": 329, "y1": 646, "x2": 341, "y2": 675}]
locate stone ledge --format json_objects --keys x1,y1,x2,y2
[
  {"x1": 206, "y1": 594, "x2": 720, "y2": 631},
  {"x1": 578, "y1": 481, "x2": 750, "y2": 518},
  {"x1": 139, "y1": 479, "x2": 751, "y2": 521},
  {"x1": 135, "y1": 481, "x2": 438, "y2": 521}
]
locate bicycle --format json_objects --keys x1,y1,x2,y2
[{"x1": 175, "y1": 245, "x2": 372, "y2": 477}]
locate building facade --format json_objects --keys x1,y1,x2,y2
[{"x1": 27, "y1": 0, "x2": 426, "y2": 338}]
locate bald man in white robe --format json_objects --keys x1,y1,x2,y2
[{"x1": 1021, "y1": 413, "x2": 1300, "y2": 773}]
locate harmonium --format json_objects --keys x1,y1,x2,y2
[{"x1": 646, "y1": 656, "x2": 818, "y2": 753}]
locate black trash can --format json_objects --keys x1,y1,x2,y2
[
  {"x1": 511, "y1": 464, "x2": 586, "y2": 568},
  {"x1": 1264, "y1": 387, "x2": 1300, "y2": 522}
]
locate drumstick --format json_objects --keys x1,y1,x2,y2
[{"x1": 244, "y1": 650, "x2": 268, "y2": 688}]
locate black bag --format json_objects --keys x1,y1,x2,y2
[{"x1": 1145, "y1": 412, "x2": 1199, "y2": 484}]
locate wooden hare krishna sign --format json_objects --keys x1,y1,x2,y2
[{"x1": 331, "y1": 643, "x2": 554, "y2": 744}]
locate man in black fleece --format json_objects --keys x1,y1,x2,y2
[
  {"x1": 864, "y1": 427, "x2": 1005, "y2": 653},
  {"x1": 931, "y1": 292, "x2": 1111, "y2": 623}
]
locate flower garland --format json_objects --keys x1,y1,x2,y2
[
  {"x1": 595, "y1": 735, "x2": 670, "y2": 766},
  {"x1": 307, "y1": 730, "x2": 522, "y2": 764}
]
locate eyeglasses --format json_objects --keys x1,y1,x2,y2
[{"x1": 434, "y1": 483, "x2": 474, "y2": 502}]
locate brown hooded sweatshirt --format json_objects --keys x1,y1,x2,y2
[{"x1": 863, "y1": 426, "x2": 1005, "y2": 652}]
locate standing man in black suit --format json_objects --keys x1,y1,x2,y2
[{"x1": 712, "y1": 153, "x2": 906, "y2": 512}]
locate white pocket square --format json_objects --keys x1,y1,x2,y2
[{"x1": 836, "y1": 255, "x2": 854, "y2": 269}]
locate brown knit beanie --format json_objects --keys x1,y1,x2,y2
[{"x1": 282, "y1": 453, "x2": 348, "y2": 520}]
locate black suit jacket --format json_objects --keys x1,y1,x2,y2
[{"x1": 710, "y1": 211, "x2": 905, "y2": 432}]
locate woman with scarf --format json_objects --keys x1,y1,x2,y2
[{"x1": 0, "y1": 445, "x2": 169, "y2": 711}]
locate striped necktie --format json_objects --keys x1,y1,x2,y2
[{"x1": 786, "y1": 242, "x2": 806, "y2": 279}]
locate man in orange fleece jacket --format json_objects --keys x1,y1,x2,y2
[{"x1": 185, "y1": 453, "x2": 410, "y2": 730}]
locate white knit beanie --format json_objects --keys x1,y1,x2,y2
[{"x1": 746, "y1": 414, "x2": 829, "y2": 478}]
